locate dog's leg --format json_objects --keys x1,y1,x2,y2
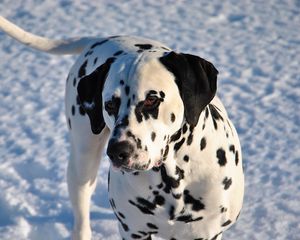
[{"x1": 67, "y1": 126, "x2": 109, "y2": 240}]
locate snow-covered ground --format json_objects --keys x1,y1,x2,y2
[{"x1": 0, "y1": 0, "x2": 299, "y2": 239}]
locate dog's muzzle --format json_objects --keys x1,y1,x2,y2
[{"x1": 107, "y1": 140, "x2": 134, "y2": 168}]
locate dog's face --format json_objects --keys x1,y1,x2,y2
[
  {"x1": 77, "y1": 51, "x2": 218, "y2": 171},
  {"x1": 103, "y1": 56, "x2": 185, "y2": 171}
]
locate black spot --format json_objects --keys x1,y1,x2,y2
[
  {"x1": 176, "y1": 214, "x2": 203, "y2": 223},
  {"x1": 127, "y1": 98, "x2": 131, "y2": 108},
  {"x1": 211, "y1": 232, "x2": 223, "y2": 240},
  {"x1": 169, "y1": 205, "x2": 175, "y2": 220},
  {"x1": 125, "y1": 85, "x2": 130, "y2": 96},
  {"x1": 163, "y1": 145, "x2": 169, "y2": 160},
  {"x1": 182, "y1": 124, "x2": 188, "y2": 134},
  {"x1": 90, "y1": 39, "x2": 109, "y2": 49},
  {"x1": 136, "y1": 138, "x2": 142, "y2": 149},
  {"x1": 109, "y1": 198, "x2": 116, "y2": 209},
  {"x1": 121, "y1": 222, "x2": 129, "y2": 232},
  {"x1": 68, "y1": 118, "x2": 71, "y2": 129},
  {"x1": 172, "y1": 193, "x2": 182, "y2": 199},
  {"x1": 118, "y1": 212, "x2": 125, "y2": 219},
  {"x1": 151, "y1": 132, "x2": 156, "y2": 142},
  {"x1": 217, "y1": 148, "x2": 227, "y2": 166},
  {"x1": 209, "y1": 104, "x2": 224, "y2": 130},
  {"x1": 73, "y1": 78, "x2": 77, "y2": 87},
  {"x1": 200, "y1": 137, "x2": 206, "y2": 151},
  {"x1": 84, "y1": 50, "x2": 93, "y2": 57},
  {"x1": 220, "y1": 206, "x2": 227, "y2": 213},
  {"x1": 235, "y1": 151, "x2": 239, "y2": 166},
  {"x1": 205, "y1": 107, "x2": 209, "y2": 119},
  {"x1": 129, "y1": 200, "x2": 154, "y2": 215},
  {"x1": 135, "y1": 44, "x2": 153, "y2": 50},
  {"x1": 176, "y1": 166, "x2": 185, "y2": 181},
  {"x1": 71, "y1": 105, "x2": 75, "y2": 116},
  {"x1": 170, "y1": 129, "x2": 181, "y2": 142},
  {"x1": 157, "y1": 183, "x2": 163, "y2": 189},
  {"x1": 120, "y1": 80, "x2": 125, "y2": 85},
  {"x1": 170, "y1": 113, "x2": 176, "y2": 123},
  {"x1": 229, "y1": 145, "x2": 235, "y2": 153},
  {"x1": 221, "y1": 219, "x2": 232, "y2": 227},
  {"x1": 159, "y1": 91, "x2": 165, "y2": 98},
  {"x1": 138, "y1": 231, "x2": 147, "y2": 236},
  {"x1": 222, "y1": 177, "x2": 232, "y2": 190},
  {"x1": 78, "y1": 60, "x2": 88, "y2": 78},
  {"x1": 93, "y1": 57, "x2": 98, "y2": 65},
  {"x1": 184, "y1": 190, "x2": 205, "y2": 211},
  {"x1": 187, "y1": 127, "x2": 194, "y2": 146},
  {"x1": 176, "y1": 215, "x2": 192, "y2": 222},
  {"x1": 131, "y1": 233, "x2": 142, "y2": 239},
  {"x1": 183, "y1": 155, "x2": 189, "y2": 162},
  {"x1": 114, "y1": 50, "x2": 123, "y2": 56},
  {"x1": 161, "y1": 165, "x2": 183, "y2": 194},
  {"x1": 174, "y1": 138, "x2": 185, "y2": 152},
  {"x1": 154, "y1": 195, "x2": 165, "y2": 206},
  {"x1": 147, "y1": 223, "x2": 158, "y2": 230}
]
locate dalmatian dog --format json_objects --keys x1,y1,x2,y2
[{"x1": 0, "y1": 16, "x2": 244, "y2": 240}]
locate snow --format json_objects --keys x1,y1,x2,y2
[{"x1": 0, "y1": 0, "x2": 299, "y2": 239}]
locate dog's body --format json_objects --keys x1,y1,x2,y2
[{"x1": 1, "y1": 17, "x2": 244, "y2": 240}]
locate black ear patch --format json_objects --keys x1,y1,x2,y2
[
  {"x1": 77, "y1": 57, "x2": 115, "y2": 134},
  {"x1": 160, "y1": 52, "x2": 218, "y2": 127}
]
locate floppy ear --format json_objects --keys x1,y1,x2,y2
[
  {"x1": 160, "y1": 52, "x2": 218, "y2": 127},
  {"x1": 77, "y1": 58, "x2": 115, "y2": 134}
]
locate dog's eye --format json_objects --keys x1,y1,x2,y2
[
  {"x1": 105, "y1": 97, "x2": 120, "y2": 116},
  {"x1": 144, "y1": 96, "x2": 159, "y2": 108},
  {"x1": 105, "y1": 101, "x2": 115, "y2": 111}
]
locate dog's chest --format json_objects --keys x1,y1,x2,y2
[{"x1": 108, "y1": 157, "x2": 225, "y2": 238}]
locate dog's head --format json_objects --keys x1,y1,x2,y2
[{"x1": 77, "y1": 51, "x2": 218, "y2": 171}]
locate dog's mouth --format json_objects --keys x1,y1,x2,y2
[
  {"x1": 113, "y1": 157, "x2": 164, "y2": 173},
  {"x1": 120, "y1": 165, "x2": 135, "y2": 173},
  {"x1": 121, "y1": 159, "x2": 151, "y2": 172}
]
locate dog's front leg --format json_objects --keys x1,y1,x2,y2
[{"x1": 67, "y1": 127, "x2": 109, "y2": 240}]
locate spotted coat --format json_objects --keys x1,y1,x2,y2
[{"x1": 64, "y1": 36, "x2": 244, "y2": 240}]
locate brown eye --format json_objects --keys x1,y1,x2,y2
[{"x1": 144, "y1": 96, "x2": 159, "y2": 108}]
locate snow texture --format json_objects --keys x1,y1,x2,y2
[{"x1": 0, "y1": 0, "x2": 299, "y2": 239}]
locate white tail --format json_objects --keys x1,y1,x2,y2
[{"x1": 0, "y1": 16, "x2": 95, "y2": 55}]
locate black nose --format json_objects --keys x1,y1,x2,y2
[{"x1": 107, "y1": 140, "x2": 134, "y2": 167}]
